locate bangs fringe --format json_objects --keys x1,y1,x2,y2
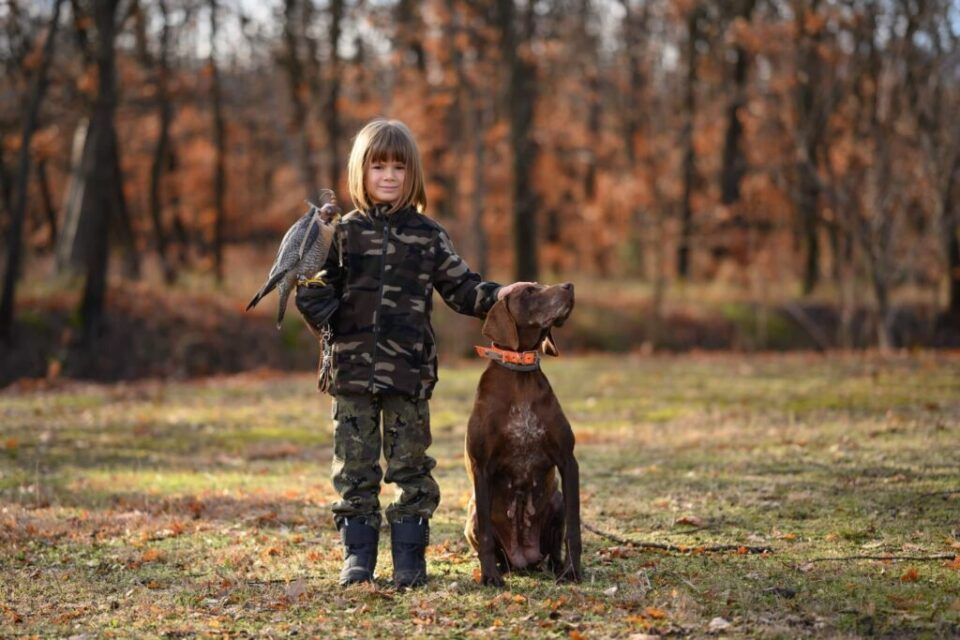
[{"x1": 366, "y1": 127, "x2": 414, "y2": 165}]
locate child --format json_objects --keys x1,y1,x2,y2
[{"x1": 295, "y1": 118, "x2": 531, "y2": 588}]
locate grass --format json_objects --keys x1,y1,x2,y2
[{"x1": 1, "y1": 352, "x2": 959, "y2": 638}]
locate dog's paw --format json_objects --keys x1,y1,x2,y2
[{"x1": 481, "y1": 571, "x2": 505, "y2": 588}]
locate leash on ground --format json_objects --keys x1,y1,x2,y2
[
  {"x1": 801, "y1": 553, "x2": 957, "y2": 563},
  {"x1": 583, "y1": 521, "x2": 774, "y2": 555},
  {"x1": 585, "y1": 523, "x2": 959, "y2": 563}
]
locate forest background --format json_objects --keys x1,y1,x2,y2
[
  {"x1": 2, "y1": 3, "x2": 960, "y2": 637},
  {"x1": 1, "y1": 0, "x2": 959, "y2": 385}
]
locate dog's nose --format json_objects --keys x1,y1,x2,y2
[{"x1": 561, "y1": 282, "x2": 574, "y2": 292}]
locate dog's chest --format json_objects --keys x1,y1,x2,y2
[{"x1": 503, "y1": 402, "x2": 546, "y2": 449}]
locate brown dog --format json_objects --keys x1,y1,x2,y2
[{"x1": 464, "y1": 282, "x2": 581, "y2": 586}]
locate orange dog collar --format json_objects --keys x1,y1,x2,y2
[{"x1": 474, "y1": 344, "x2": 541, "y2": 371}]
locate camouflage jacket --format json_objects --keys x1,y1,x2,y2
[{"x1": 318, "y1": 204, "x2": 500, "y2": 399}]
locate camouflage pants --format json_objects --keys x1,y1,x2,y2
[{"x1": 330, "y1": 393, "x2": 440, "y2": 528}]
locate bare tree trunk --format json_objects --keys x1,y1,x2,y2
[
  {"x1": 55, "y1": 120, "x2": 89, "y2": 272},
  {"x1": 838, "y1": 234, "x2": 855, "y2": 348},
  {"x1": 428, "y1": 0, "x2": 464, "y2": 221},
  {"x1": 720, "y1": 0, "x2": 756, "y2": 205},
  {"x1": 395, "y1": 0, "x2": 427, "y2": 74},
  {"x1": 0, "y1": 147, "x2": 12, "y2": 226},
  {"x1": 111, "y1": 135, "x2": 140, "y2": 279},
  {"x1": 578, "y1": 0, "x2": 600, "y2": 204},
  {"x1": 869, "y1": 249, "x2": 894, "y2": 351},
  {"x1": 325, "y1": 0, "x2": 343, "y2": 191},
  {"x1": 620, "y1": 0, "x2": 649, "y2": 278},
  {"x1": 148, "y1": 0, "x2": 175, "y2": 283},
  {"x1": 793, "y1": 0, "x2": 824, "y2": 295},
  {"x1": 168, "y1": 161, "x2": 191, "y2": 268},
  {"x1": 677, "y1": 3, "x2": 702, "y2": 280},
  {"x1": 0, "y1": 0, "x2": 64, "y2": 342},
  {"x1": 463, "y1": 3, "x2": 491, "y2": 275},
  {"x1": 79, "y1": 0, "x2": 122, "y2": 343},
  {"x1": 209, "y1": 0, "x2": 226, "y2": 283},
  {"x1": 281, "y1": 0, "x2": 320, "y2": 199},
  {"x1": 947, "y1": 214, "x2": 960, "y2": 321},
  {"x1": 471, "y1": 99, "x2": 490, "y2": 277},
  {"x1": 497, "y1": 0, "x2": 539, "y2": 282},
  {"x1": 36, "y1": 159, "x2": 57, "y2": 249}
]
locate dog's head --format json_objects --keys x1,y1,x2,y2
[{"x1": 481, "y1": 282, "x2": 574, "y2": 355}]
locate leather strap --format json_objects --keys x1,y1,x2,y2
[{"x1": 474, "y1": 344, "x2": 541, "y2": 372}]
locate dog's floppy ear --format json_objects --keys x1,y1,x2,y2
[
  {"x1": 541, "y1": 330, "x2": 560, "y2": 357},
  {"x1": 482, "y1": 300, "x2": 519, "y2": 350}
]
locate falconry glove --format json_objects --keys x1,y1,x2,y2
[{"x1": 295, "y1": 282, "x2": 340, "y2": 330}]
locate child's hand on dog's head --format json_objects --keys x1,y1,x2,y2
[{"x1": 497, "y1": 282, "x2": 537, "y2": 300}]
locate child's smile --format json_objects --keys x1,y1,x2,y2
[{"x1": 366, "y1": 160, "x2": 406, "y2": 204}]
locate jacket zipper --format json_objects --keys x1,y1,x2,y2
[{"x1": 370, "y1": 220, "x2": 389, "y2": 391}]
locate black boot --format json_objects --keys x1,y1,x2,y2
[
  {"x1": 337, "y1": 517, "x2": 379, "y2": 586},
  {"x1": 390, "y1": 516, "x2": 429, "y2": 588}
]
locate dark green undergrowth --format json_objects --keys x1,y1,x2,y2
[{"x1": 2, "y1": 353, "x2": 959, "y2": 638}]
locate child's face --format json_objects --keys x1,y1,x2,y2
[{"x1": 365, "y1": 158, "x2": 406, "y2": 205}]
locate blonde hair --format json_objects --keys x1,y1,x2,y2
[{"x1": 347, "y1": 119, "x2": 427, "y2": 214}]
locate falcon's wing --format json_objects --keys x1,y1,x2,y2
[
  {"x1": 299, "y1": 208, "x2": 322, "y2": 261},
  {"x1": 245, "y1": 212, "x2": 311, "y2": 311},
  {"x1": 271, "y1": 212, "x2": 312, "y2": 278}
]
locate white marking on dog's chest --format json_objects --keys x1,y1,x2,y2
[{"x1": 505, "y1": 402, "x2": 545, "y2": 447}]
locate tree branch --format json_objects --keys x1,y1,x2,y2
[{"x1": 584, "y1": 522, "x2": 773, "y2": 555}]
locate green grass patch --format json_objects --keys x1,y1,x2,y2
[{"x1": 1, "y1": 353, "x2": 958, "y2": 637}]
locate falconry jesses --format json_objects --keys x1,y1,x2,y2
[{"x1": 246, "y1": 190, "x2": 340, "y2": 329}]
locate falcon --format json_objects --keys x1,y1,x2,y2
[{"x1": 246, "y1": 190, "x2": 340, "y2": 328}]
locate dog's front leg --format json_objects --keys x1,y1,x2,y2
[
  {"x1": 472, "y1": 465, "x2": 504, "y2": 587},
  {"x1": 557, "y1": 455, "x2": 582, "y2": 582}
]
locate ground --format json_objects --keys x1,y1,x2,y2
[{"x1": 1, "y1": 352, "x2": 959, "y2": 638}]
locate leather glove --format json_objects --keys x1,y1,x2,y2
[{"x1": 295, "y1": 284, "x2": 340, "y2": 328}]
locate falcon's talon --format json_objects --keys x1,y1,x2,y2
[{"x1": 298, "y1": 274, "x2": 328, "y2": 288}]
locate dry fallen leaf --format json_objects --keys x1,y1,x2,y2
[
  {"x1": 141, "y1": 548, "x2": 163, "y2": 563},
  {"x1": 284, "y1": 578, "x2": 306, "y2": 600},
  {"x1": 708, "y1": 616, "x2": 731, "y2": 632},
  {"x1": 675, "y1": 515, "x2": 706, "y2": 527},
  {"x1": 260, "y1": 546, "x2": 281, "y2": 560},
  {"x1": 900, "y1": 567, "x2": 920, "y2": 582},
  {"x1": 644, "y1": 606, "x2": 667, "y2": 619},
  {"x1": 2, "y1": 605, "x2": 22, "y2": 624}
]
